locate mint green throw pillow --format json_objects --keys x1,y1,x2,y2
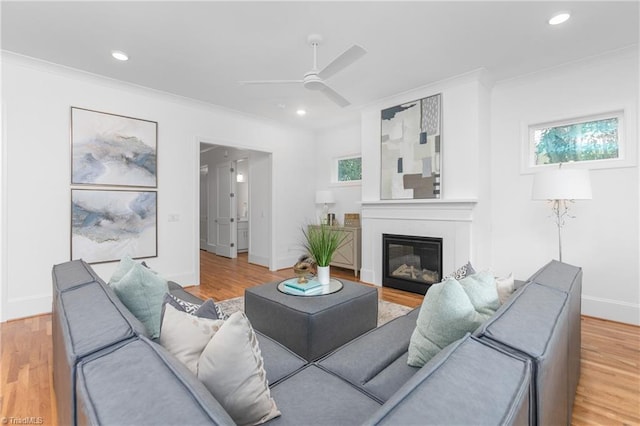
[
  {"x1": 109, "y1": 255, "x2": 137, "y2": 286},
  {"x1": 458, "y1": 270, "x2": 501, "y2": 316},
  {"x1": 110, "y1": 262, "x2": 169, "y2": 338},
  {"x1": 407, "y1": 279, "x2": 489, "y2": 367}
]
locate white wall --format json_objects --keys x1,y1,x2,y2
[
  {"x1": 1, "y1": 53, "x2": 315, "y2": 321},
  {"x1": 314, "y1": 121, "x2": 362, "y2": 224},
  {"x1": 490, "y1": 48, "x2": 639, "y2": 325},
  {"x1": 359, "y1": 70, "x2": 494, "y2": 276}
]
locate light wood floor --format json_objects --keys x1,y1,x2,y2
[{"x1": 0, "y1": 251, "x2": 638, "y2": 425}]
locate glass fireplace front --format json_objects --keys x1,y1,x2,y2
[{"x1": 382, "y1": 234, "x2": 443, "y2": 295}]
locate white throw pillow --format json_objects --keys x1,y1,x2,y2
[
  {"x1": 496, "y1": 273, "x2": 515, "y2": 304},
  {"x1": 159, "y1": 303, "x2": 223, "y2": 375},
  {"x1": 197, "y1": 312, "x2": 280, "y2": 426}
]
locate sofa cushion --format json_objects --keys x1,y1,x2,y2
[
  {"x1": 110, "y1": 262, "x2": 169, "y2": 338},
  {"x1": 268, "y1": 365, "x2": 381, "y2": 426},
  {"x1": 198, "y1": 312, "x2": 280, "y2": 425},
  {"x1": 407, "y1": 279, "x2": 489, "y2": 367},
  {"x1": 527, "y1": 260, "x2": 582, "y2": 424},
  {"x1": 52, "y1": 259, "x2": 101, "y2": 293},
  {"x1": 76, "y1": 337, "x2": 235, "y2": 426},
  {"x1": 475, "y1": 281, "x2": 569, "y2": 426},
  {"x1": 159, "y1": 303, "x2": 224, "y2": 374},
  {"x1": 317, "y1": 311, "x2": 419, "y2": 403},
  {"x1": 365, "y1": 335, "x2": 532, "y2": 426},
  {"x1": 52, "y1": 274, "x2": 149, "y2": 426},
  {"x1": 255, "y1": 332, "x2": 307, "y2": 386}
]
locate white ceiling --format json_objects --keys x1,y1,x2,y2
[{"x1": 2, "y1": 1, "x2": 638, "y2": 130}]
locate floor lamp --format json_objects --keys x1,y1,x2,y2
[{"x1": 532, "y1": 164, "x2": 592, "y2": 262}]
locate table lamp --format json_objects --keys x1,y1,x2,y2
[
  {"x1": 315, "y1": 190, "x2": 335, "y2": 224},
  {"x1": 532, "y1": 164, "x2": 592, "y2": 262}
]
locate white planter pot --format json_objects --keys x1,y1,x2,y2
[{"x1": 317, "y1": 265, "x2": 331, "y2": 285}]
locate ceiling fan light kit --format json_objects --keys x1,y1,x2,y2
[{"x1": 239, "y1": 34, "x2": 366, "y2": 108}]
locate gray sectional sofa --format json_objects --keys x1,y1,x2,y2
[{"x1": 52, "y1": 259, "x2": 581, "y2": 425}]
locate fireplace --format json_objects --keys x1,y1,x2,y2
[{"x1": 382, "y1": 234, "x2": 443, "y2": 295}]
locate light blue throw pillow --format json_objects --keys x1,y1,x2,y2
[
  {"x1": 108, "y1": 255, "x2": 137, "y2": 286},
  {"x1": 110, "y1": 262, "x2": 169, "y2": 338},
  {"x1": 407, "y1": 279, "x2": 489, "y2": 367},
  {"x1": 458, "y1": 270, "x2": 501, "y2": 316}
]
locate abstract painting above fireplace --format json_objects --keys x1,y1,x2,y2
[
  {"x1": 380, "y1": 93, "x2": 442, "y2": 200},
  {"x1": 382, "y1": 234, "x2": 443, "y2": 295}
]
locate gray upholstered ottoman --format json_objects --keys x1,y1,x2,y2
[{"x1": 245, "y1": 279, "x2": 378, "y2": 361}]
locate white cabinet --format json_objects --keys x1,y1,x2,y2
[{"x1": 237, "y1": 221, "x2": 249, "y2": 252}]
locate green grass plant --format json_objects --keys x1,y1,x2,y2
[{"x1": 302, "y1": 225, "x2": 346, "y2": 267}]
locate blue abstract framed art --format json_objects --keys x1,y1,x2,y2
[
  {"x1": 71, "y1": 107, "x2": 157, "y2": 187},
  {"x1": 71, "y1": 189, "x2": 158, "y2": 264}
]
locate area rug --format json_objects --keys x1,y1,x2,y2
[{"x1": 216, "y1": 296, "x2": 413, "y2": 327}]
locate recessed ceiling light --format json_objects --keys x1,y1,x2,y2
[
  {"x1": 549, "y1": 12, "x2": 570, "y2": 25},
  {"x1": 111, "y1": 50, "x2": 129, "y2": 61},
  {"x1": 296, "y1": 109, "x2": 307, "y2": 116}
]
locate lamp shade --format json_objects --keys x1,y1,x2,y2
[
  {"x1": 532, "y1": 168, "x2": 592, "y2": 200},
  {"x1": 315, "y1": 190, "x2": 335, "y2": 204}
]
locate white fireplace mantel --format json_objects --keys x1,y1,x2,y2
[
  {"x1": 359, "y1": 199, "x2": 478, "y2": 286},
  {"x1": 360, "y1": 199, "x2": 478, "y2": 222}
]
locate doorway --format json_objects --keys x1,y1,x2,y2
[{"x1": 199, "y1": 143, "x2": 272, "y2": 269}]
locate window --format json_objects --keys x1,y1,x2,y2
[
  {"x1": 529, "y1": 111, "x2": 623, "y2": 167},
  {"x1": 333, "y1": 155, "x2": 362, "y2": 184}
]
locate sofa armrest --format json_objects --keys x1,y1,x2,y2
[{"x1": 365, "y1": 335, "x2": 532, "y2": 426}]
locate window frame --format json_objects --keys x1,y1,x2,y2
[
  {"x1": 521, "y1": 108, "x2": 634, "y2": 173},
  {"x1": 331, "y1": 154, "x2": 362, "y2": 186}
]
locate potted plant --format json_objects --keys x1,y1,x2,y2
[{"x1": 302, "y1": 224, "x2": 345, "y2": 284}]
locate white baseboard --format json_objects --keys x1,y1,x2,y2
[
  {"x1": 5, "y1": 294, "x2": 52, "y2": 321},
  {"x1": 582, "y1": 295, "x2": 640, "y2": 325},
  {"x1": 360, "y1": 268, "x2": 376, "y2": 285},
  {"x1": 249, "y1": 254, "x2": 269, "y2": 268}
]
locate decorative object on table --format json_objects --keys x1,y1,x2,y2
[
  {"x1": 380, "y1": 93, "x2": 441, "y2": 200},
  {"x1": 71, "y1": 107, "x2": 157, "y2": 187},
  {"x1": 315, "y1": 190, "x2": 335, "y2": 224},
  {"x1": 302, "y1": 224, "x2": 345, "y2": 284},
  {"x1": 292, "y1": 254, "x2": 316, "y2": 283},
  {"x1": 316, "y1": 190, "x2": 336, "y2": 225},
  {"x1": 532, "y1": 163, "x2": 592, "y2": 262},
  {"x1": 282, "y1": 277, "x2": 324, "y2": 292},
  {"x1": 327, "y1": 213, "x2": 337, "y2": 226},
  {"x1": 71, "y1": 189, "x2": 157, "y2": 264},
  {"x1": 278, "y1": 277, "x2": 344, "y2": 296},
  {"x1": 344, "y1": 213, "x2": 360, "y2": 227}
]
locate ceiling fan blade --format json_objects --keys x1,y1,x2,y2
[
  {"x1": 320, "y1": 85, "x2": 351, "y2": 107},
  {"x1": 318, "y1": 45, "x2": 367, "y2": 80},
  {"x1": 239, "y1": 80, "x2": 304, "y2": 85}
]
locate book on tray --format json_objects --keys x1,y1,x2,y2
[{"x1": 283, "y1": 278, "x2": 324, "y2": 292}]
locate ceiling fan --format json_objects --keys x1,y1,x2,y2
[{"x1": 239, "y1": 34, "x2": 367, "y2": 107}]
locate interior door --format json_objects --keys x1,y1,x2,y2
[
  {"x1": 215, "y1": 161, "x2": 237, "y2": 258},
  {"x1": 199, "y1": 166, "x2": 209, "y2": 250}
]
